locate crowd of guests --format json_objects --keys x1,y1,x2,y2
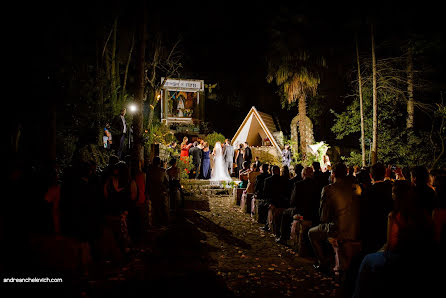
[
  {"x1": 172, "y1": 136, "x2": 253, "y2": 179},
  {"x1": 3, "y1": 153, "x2": 186, "y2": 276},
  {"x1": 238, "y1": 159, "x2": 445, "y2": 296}
]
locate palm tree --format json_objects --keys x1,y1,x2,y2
[{"x1": 267, "y1": 51, "x2": 325, "y2": 159}]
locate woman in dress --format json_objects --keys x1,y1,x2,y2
[
  {"x1": 210, "y1": 141, "x2": 232, "y2": 181},
  {"x1": 235, "y1": 143, "x2": 245, "y2": 177},
  {"x1": 180, "y1": 137, "x2": 192, "y2": 161},
  {"x1": 201, "y1": 142, "x2": 211, "y2": 179}
]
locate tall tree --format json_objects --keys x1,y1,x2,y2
[
  {"x1": 132, "y1": 2, "x2": 146, "y2": 162},
  {"x1": 406, "y1": 46, "x2": 415, "y2": 129},
  {"x1": 371, "y1": 24, "x2": 378, "y2": 165},
  {"x1": 356, "y1": 35, "x2": 366, "y2": 167},
  {"x1": 267, "y1": 53, "x2": 325, "y2": 159}
]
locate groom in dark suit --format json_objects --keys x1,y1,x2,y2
[
  {"x1": 244, "y1": 142, "x2": 252, "y2": 164},
  {"x1": 223, "y1": 139, "x2": 235, "y2": 175},
  {"x1": 189, "y1": 141, "x2": 203, "y2": 179}
]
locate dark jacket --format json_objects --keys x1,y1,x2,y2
[
  {"x1": 263, "y1": 174, "x2": 288, "y2": 208},
  {"x1": 319, "y1": 179, "x2": 361, "y2": 240},
  {"x1": 111, "y1": 114, "x2": 126, "y2": 135},
  {"x1": 255, "y1": 172, "x2": 270, "y2": 199},
  {"x1": 290, "y1": 177, "x2": 320, "y2": 223},
  {"x1": 361, "y1": 180, "x2": 393, "y2": 253},
  {"x1": 189, "y1": 146, "x2": 203, "y2": 166},
  {"x1": 244, "y1": 146, "x2": 252, "y2": 162}
]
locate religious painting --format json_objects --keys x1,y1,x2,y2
[{"x1": 167, "y1": 91, "x2": 198, "y2": 118}]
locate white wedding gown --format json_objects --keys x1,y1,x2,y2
[{"x1": 210, "y1": 142, "x2": 232, "y2": 182}]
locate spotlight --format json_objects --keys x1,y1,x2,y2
[{"x1": 129, "y1": 104, "x2": 137, "y2": 113}]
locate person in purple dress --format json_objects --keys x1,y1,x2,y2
[{"x1": 201, "y1": 142, "x2": 211, "y2": 179}]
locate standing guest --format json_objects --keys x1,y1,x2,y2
[
  {"x1": 410, "y1": 166, "x2": 436, "y2": 216},
  {"x1": 235, "y1": 143, "x2": 245, "y2": 177},
  {"x1": 103, "y1": 162, "x2": 132, "y2": 255},
  {"x1": 282, "y1": 144, "x2": 292, "y2": 168},
  {"x1": 103, "y1": 123, "x2": 112, "y2": 150},
  {"x1": 180, "y1": 137, "x2": 192, "y2": 161},
  {"x1": 128, "y1": 159, "x2": 146, "y2": 245},
  {"x1": 201, "y1": 142, "x2": 211, "y2": 179},
  {"x1": 111, "y1": 108, "x2": 127, "y2": 159},
  {"x1": 276, "y1": 166, "x2": 319, "y2": 244},
  {"x1": 255, "y1": 164, "x2": 271, "y2": 225},
  {"x1": 189, "y1": 141, "x2": 203, "y2": 179},
  {"x1": 147, "y1": 157, "x2": 169, "y2": 227},
  {"x1": 254, "y1": 164, "x2": 270, "y2": 224},
  {"x1": 244, "y1": 142, "x2": 252, "y2": 164},
  {"x1": 166, "y1": 158, "x2": 183, "y2": 210},
  {"x1": 308, "y1": 163, "x2": 360, "y2": 273},
  {"x1": 263, "y1": 165, "x2": 288, "y2": 232},
  {"x1": 223, "y1": 139, "x2": 235, "y2": 176},
  {"x1": 360, "y1": 163, "x2": 393, "y2": 254}
]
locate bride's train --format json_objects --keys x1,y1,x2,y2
[{"x1": 210, "y1": 141, "x2": 232, "y2": 182}]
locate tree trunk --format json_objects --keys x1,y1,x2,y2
[
  {"x1": 356, "y1": 36, "x2": 366, "y2": 167},
  {"x1": 111, "y1": 17, "x2": 118, "y2": 109},
  {"x1": 407, "y1": 46, "x2": 414, "y2": 129},
  {"x1": 121, "y1": 34, "x2": 134, "y2": 102},
  {"x1": 290, "y1": 115, "x2": 299, "y2": 159},
  {"x1": 132, "y1": 5, "x2": 146, "y2": 162},
  {"x1": 298, "y1": 95, "x2": 307, "y2": 159},
  {"x1": 371, "y1": 24, "x2": 378, "y2": 165}
]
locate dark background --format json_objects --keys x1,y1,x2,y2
[{"x1": 9, "y1": 1, "x2": 446, "y2": 154}]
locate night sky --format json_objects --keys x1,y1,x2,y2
[{"x1": 12, "y1": 1, "x2": 446, "y2": 149}]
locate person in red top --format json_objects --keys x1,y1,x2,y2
[{"x1": 180, "y1": 136, "x2": 192, "y2": 161}]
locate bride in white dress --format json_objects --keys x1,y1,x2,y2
[{"x1": 210, "y1": 141, "x2": 232, "y2": 181}]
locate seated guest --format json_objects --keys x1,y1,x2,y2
[
  {"x1": 432, "y1": 170, "x2": 446, "y2": 249},
  {"x1": 256, "y1": 164, "x2": 271, "y2": 226},
  {"x1": 281, "y1": 165, "x2": 292, "y2": 200},
  {"x1": 262, "y1": 166, "x2": 288, "y2": 232},
  {"x1": 290, "y1": 164, "x2": 304, "y2": 185},
  {"x1": 360, "y1": 163, "x2": 393, "y2": 255},
  {"x1": 312, "y1": 161, "x2": 329, "y2": 193},
  {"x1": 238, "y1": 161, "x2": 251, "y2": 188},
  {"x1": 308, "y1": 163, "x2": 360, "y2": 273},
  {"x1": 410, "y1": 166, "x2": 436, "y2": 217},
  {"x1": 246, "y1": 163, "x2": 260, "y2": 194},
  {"x1": 276, "y1": 166, "x2": 319, "y2": 244},
  {"x1": 353, "y1": 180, "x2": 436, "y2": 298}
]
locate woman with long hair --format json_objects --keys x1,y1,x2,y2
[
  {"x1": 201, "y1": 142, "x2": 211, "y2": 179},
  {"x1": 180, "y1": 136, "x2": 192, "y2": 161}
]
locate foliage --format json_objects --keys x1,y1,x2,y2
[
  {"x1": 144, "y1": 123, "x2": 177, "y2": 146},
  {"x1": 204, "y1": 132, "x2": 226, "y2": 149},
  {"x1": 177, "y1": 155, "x2": 194, "y2": 180},
  {"x1": 331, "y1": 56, "x2": 444, "y2": 168},
  {"x1": 256, "y1": 150, "x2": 281, "y2": 166},
  {"x1": 341, "y1": 151, "x2": 364, "y2": 167}
]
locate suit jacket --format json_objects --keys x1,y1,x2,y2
[
  {"x1": 189, "y1": 146, "x2": 203, "y2": 166},
  {"x1": 111, "y1": 115, "x2": 126, "y2": 135},
  {"x1": 254, "y1": 172, "x2": 270, "y2": 199},
  {"x1": 263, "y1": 174, "x2": 288, "y2": 208},
  {"x1": 361, "y1": 180, "x2": 393, "y2": 253},
  {"x1": 319, "y1": 179, "x2": 360, "y2": 240},
  {"x1": 244, "y1": 146, "x2": 252, "y2": 162},
  {"x1": 223, "y1": 144, "x2": 235, "y2": 162},
  {"x1": 289, "y1": 178, "x2": 320, "y2": 223}
]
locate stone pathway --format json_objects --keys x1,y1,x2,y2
[{"x1": 80, "y1": 190, "x2": 342, "y2": 298}]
